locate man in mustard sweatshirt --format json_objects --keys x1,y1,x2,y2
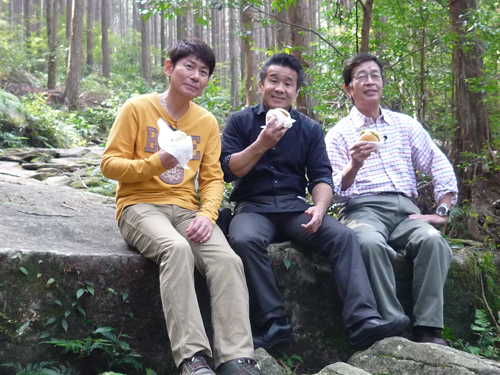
[{"x1": 101, "y1": 39, "x2": 261, "y2": 375}]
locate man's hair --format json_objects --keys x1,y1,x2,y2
[
  {"x1": 168, "y1": 38, "x2": 216, "y2": 77},
  {"x1": 259, "y1": 53, "x2": 305, "y2": 89},
  {"x1": 343, "y1": 52, "x2": 383, "y2": 87}
]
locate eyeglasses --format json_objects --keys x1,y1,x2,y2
[{"x1": 352, "y1": 73, "x2": 382, "y2": 82}]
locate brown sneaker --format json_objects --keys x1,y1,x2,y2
[{"x1": 180, "y1": 353, "x2": 216, "y2": 375}]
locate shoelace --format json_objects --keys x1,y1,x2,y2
[
  {"x1": 236, "y1": 358, "x2": 261, "y2": 375},
  {"x1": 185, "y1": 355, "x2": 212, "y2": 374}
]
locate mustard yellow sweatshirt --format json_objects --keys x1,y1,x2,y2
[{"x1": 101, "y1": 93, "x2": 224, "y2": 224}]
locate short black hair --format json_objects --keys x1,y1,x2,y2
[
  {"x1": 168, "y1": 38, "x2": 216, "y2": 77},
  {"x1": 343, "y1": 52, "x2": 383, "y2": 87},
  {"x1": 259, "y1": 53, "x2": 305, "y2": 90}
]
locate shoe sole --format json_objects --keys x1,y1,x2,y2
[{"x1": 253, "y1": 332, "x2": 294, "y2": 350}]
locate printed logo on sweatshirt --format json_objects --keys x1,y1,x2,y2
[{"x1": 159, "y1": 165, "x2": 184, "y2": 185}]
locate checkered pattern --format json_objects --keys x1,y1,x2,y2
[{"x1": 325, "y1": 106, "x2": 458, "y2": 204}]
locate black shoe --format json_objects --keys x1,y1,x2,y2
[
  {"x1": 252, "y1": 318, "x2": 294, "y2": 349},
  {"x1": 216, "y1": 358, "x2": 261, "y2": 375},
  {"x1": 413, "y1": 326, "x2": 448, "y2": 346},
  {"x1": 349, "y1": 315, "x2": 410, "y2": 350}
]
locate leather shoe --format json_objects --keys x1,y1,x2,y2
[
  {"x1": 413, "y1": 326, "x2": 448, "y2": 346},
  {"x1": 253, "y1": 319, "x2": 294, "y2": 349},
  {"x1": 349, "y1": 315, "x2": 410, "y2": 350}
]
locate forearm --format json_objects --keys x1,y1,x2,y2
[
  {"x1": 341, "y1": 161, "x2": 362, "y2": 191},
  {"x1": 100, "y1": 153, "x2": 166, "y2": 183},
  {"x1": 228, "y1": 141, "x2": 268, "y2": 177},
  {"x1": 438, "y1": 192, "x2": 454, "y2": 207},
  {"x1": 312, "y1": 182, "x2": 333, "y2": 215}
]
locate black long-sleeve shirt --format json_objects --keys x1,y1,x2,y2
[{"x1": 220, "y1": 103, "x2": 333, "y2": 213}]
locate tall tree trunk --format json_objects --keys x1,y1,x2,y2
[
  {"x1": 449, "y1": 0, "x2": 492, "y2": 193},
  {"x1": 418, "y1": 6, "x2": 426, "y2": 124},
  {"x1": 360, "y1": 0, "x2": 374, "y2": 52},
  {"x1": 33, "y1": 0, "x2": 41, "y2": 36},
  {"x1": 274, "y1": 6, "x2": 291, "y2": 49},
  {"x1": 210, "y1": 5, "x2": 217, "y2": 61},
  {"x1": 239, "y1": 5, "x2": 245, "y2": 82},
  {"x1": 46, "y1": 0, "x2": 59, "y2": 90},
  {"x1": 289, "y1": 0, "x2": 317, "y2": 118},
  {"x1": 23, "y1": 0, "x2": 31, "y2": 58},
  {"x1": 64, "y1": 0, "x2": 85, "y2": 106},
  {"x1": 86, "y1": 0, "x2": 94, "y2": 72},
  {"x1": 160, "y1": 9, "x2": 166, "y2": 68},
  {"x1": 101, "y1": 0, "x2": 110, "y2": 79},
  {"x1": 132, "y1": 0, "x2": 138, "y2": 32},
  {"x1": 65, "y1": 0, "x2": 72, "y2": 39},
  {"x1": 193, "y1": 2, "x2": 202, "y2": 39},
  {"x1": 94, "y1": 0, "x2": 100, "y2": 23},
  {"x1": 242, "y1": 3, "x2": 259, "y2": 106},
  {"x1": 177, "y1": 5, "x2": 189, "y2": 40},
  {"x1": 140, "y1": 0, "x2": 151, "y2": 85},
  {"x1": 118, "y1": 0, "x2": 123, "y2": 35},
  {"x1": 229, "y1": 5, "x2": 239, "y2": 110},
  {"x1": 153, "y1": 13, "x2": 158, "y2": 66},
  {"x1": 168, "y1": 16, "x2": 173, "y2": 49}
]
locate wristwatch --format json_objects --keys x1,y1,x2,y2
[{"x1": 436, "y1": 203, "x2": 450, "y2": 217}]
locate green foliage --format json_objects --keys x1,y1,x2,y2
[
  {"x1": 21, "y1": 94, "x2": 82, "y2": 148},
  {"x1": 0, "y1": 362, "x2": 77, "y2": 375},
  {"x1": 447, "y1": 309, "x2": 500, "y2": 359},
  {"x1": 446, "y1": 251, "x2": 500, "y2": 359},
  {"x1": 1, "y1": 255, "x2": 146, "y2": 374},
  {"x1": 195, "y1": 74, "x2": 231, "y2": 126},
  {"x1": 44, "y1": 327, "x2": 143, "y2": 372},
  {"x1": 277, "y1": 353, "x2": 303, "y2": 374}
]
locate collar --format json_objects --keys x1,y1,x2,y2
[
  {"x1": 349, "y1": 106, "x2": 395, "y2": 129},
  {"x1": 256, "y1": 102, "x2": 295, "y2": 116}
]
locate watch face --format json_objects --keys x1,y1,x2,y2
[{"x1": 437, "y1": 205, "x2": 449, "y2": 216}]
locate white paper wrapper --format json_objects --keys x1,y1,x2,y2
[
  {"x1": 266, "y1": 108, "x2": 296, "y2": 129},
  {"x1": 157, "y1": 118, "x2": 193, "y2": 169}
]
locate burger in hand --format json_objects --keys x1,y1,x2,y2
[
  {"x1": 357, "y1": 129, "x2": 384, "y2": 153},
  {"x1": 358, "y1": 129, "x2": 381, "y2": 142}
]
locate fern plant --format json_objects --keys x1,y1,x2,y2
[{"x1": 0, "y1": 361, "x2": 77, "y2": 375}]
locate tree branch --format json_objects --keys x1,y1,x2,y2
[
  {"x1": 247, "y1": 5, "x2": 345, "y2": 59},
  {"x1": 387, "y1": 39, "x2": 440, "y2": 69}
]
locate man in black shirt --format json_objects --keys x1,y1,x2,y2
[{"x1": 220, "y1": 53, "x2": 409, "y2": 351}]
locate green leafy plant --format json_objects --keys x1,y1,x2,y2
[
  {"x1": 44, "y1": 327, "x2": 143, "y2": 372},
  {"x1": 0, "y1": 362, "x2": 77, "y2": 375},
  {"x1": 278, "y1": 354, "x2": 303, "y2": 374}
]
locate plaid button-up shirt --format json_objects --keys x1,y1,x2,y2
[{"x1": 325, "y1": 106, "x2": 458, "y2": 205}]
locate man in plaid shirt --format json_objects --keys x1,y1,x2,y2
[{"x1": 325, "y1": 52, "x2": 458, "y2": 345}]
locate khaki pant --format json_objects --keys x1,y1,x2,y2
[
  {"x1": 340, "y1": 194, "x2": 452, "y2": 329},
  {"x1": 119, "y1": 203, "x2": 253, "y2": 367}
]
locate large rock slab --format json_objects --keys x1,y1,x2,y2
[
  {"x1": 349, "y1": 336, "x2": 500, "y2": 374},
  {"x1": 0, "y1": 164, "x2": 480, "y2": 374},
  {"x1": 0, "y1": 173, "x2": 178, "y2": 374}
]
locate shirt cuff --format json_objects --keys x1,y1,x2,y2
[
  {"x1": 221, "y1": 154, "x2": 239, "y2": 183},
  {"x1": 308, "y1": 177, "x2": 334, "y2": 194}
]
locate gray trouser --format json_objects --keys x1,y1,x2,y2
[
  {"x1": 118, "y1": 203, "x2": 253, "y2": 367},
  {"x1": 339, "y1": 193, "x2": 452, "y2": 328}
]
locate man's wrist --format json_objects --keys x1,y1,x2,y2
[{"x1": 436, "y1": 203, "x2": 450, "y2": 217}]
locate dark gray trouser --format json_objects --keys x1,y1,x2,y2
[
  {"x1": 339, "y1": 194, "x2": 452, "y2": 329},
  {"x1": 228, "y1": 211, "x2": 381, "y2": 331}
]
